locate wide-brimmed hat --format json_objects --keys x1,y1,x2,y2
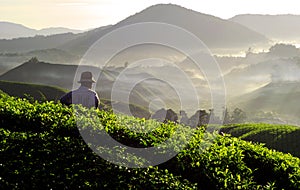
[{"x1": 78, "y1": 71, "x2": 96, "y2": 83}]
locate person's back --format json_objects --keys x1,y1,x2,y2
[
  {"x1": 71, "y1": 86, "x2": 98, "y2": 108},
  {"x1": 60, "y1": 71, "x2": 99, "y2": 108}
]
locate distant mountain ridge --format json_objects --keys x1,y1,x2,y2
[
  {"x1": 230, "y1": 14, "x2": 300, "y2": 41},
  {"x1": 0, "y1": 4, "x2": 270, "y2": 56},
  {"x1": 0, "y1": 33, "x2": 78, "y2": 53},
  {"x1": 117, "y1": 4, "x2": 269, "y2": 48},
  {"x1": 61, "y1": 4, "x2": 270, "y2": 55},
  {"x1": 0, "y1": 58, "x2": 179, "y2": 114},
  {"x1": 0, "y1": 25, "x2": 111, "y2": 54},
  {"x1": 0, "y1": 21, "x2": 83, "y2": 39},
  {"x1": 234, "y1": 81, "x2": 300, "y2": 120},
  {"x1": 0, "y1": 58, "x2": 80, "y2": 89}
]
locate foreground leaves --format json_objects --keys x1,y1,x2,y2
[{"x1": 0, "y1": 93, "x2": 299, "y2": 189}]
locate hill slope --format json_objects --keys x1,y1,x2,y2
[
  {"x1": 0, "y1": 58, "x2": 180, "y2": 116},
  {"x1": 0, "y1": 5, "x2": 269, "y2": 57},
  {"x1": 0, "y1": 48, "x2": 81, "y2": 75},
  {"x1": 61, "y1": 4, "x2": 269, "y2": 55},
  {"x1": 0, "y1": 24, "x2": 107, "y2": 54},
  {"x1": 220, "y1": 123, "x2": 300, "y2": 157},
  {"x1": 230, "y1": 14, "x2": 300, "y2": 41},
  {"x1": 0, "y1": 79, "x2": 150, "y2": 118},
  {"x1": 0, "y1": 33, "x2": 78, "y2": 53},
  {"x1": 119, "y1": 4, "x2": 269, "y2": 48},
  {"x1": 0, "y1": 58, "x2": 79, "y2": 89},
  {"x1": 0, "y1": 80, "x2": 67, "y2": 101},
  {"x1": 234, "y1": 81, "x2": 300, "y2": 120},
  {"x1": 0, "y1": 22, "x2": 36, "y2": 39},
  {"x1": 0, "y1": 93, "x2": 300, "y2": 189},
  {"x1": 0, "y1": 21, "x2": 82, "y2": 39}
]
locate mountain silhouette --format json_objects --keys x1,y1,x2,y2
[
  {"x1": 0, "y1": 4, "x2": 269, "y2": 57},
  {"x1": 117, "y1": 4, "x2": 269, "y2": 47},
  {"x1": 0, "y1": 58, "x2": 79, "y2": 89},
  {"x1": 234, "y1": 81, "x2": 300, "y2": 120},
  {"x1": 0, "y1": 24, "x2": 112, "y2": 54},
  {"x1": 0, "y1": 58, "x2": 179, "y2": 113},
  {"x1": 61, "y1": 4, "x2": 269, "y2": 55},
  {"x1": 230, "y1": 14, "x2": 300, "y2": 41},
  {"x1": 0, "y1": 21, "x2": 82, "y2": 39},
  {"x1": 0, "y1": 33, "x2": 78, "y2": 53}
]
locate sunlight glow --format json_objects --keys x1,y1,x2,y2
[{"x1": 1, "y1": 0, "x2": 300, "y2": 29}]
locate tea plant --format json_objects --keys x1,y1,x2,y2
[{"x1": 0, "y1": 93, "x2": 299, "y2": 189}]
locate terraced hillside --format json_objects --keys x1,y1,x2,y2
[
  {"x1": 220, "y1": 123, "x2": 300, "y2": 157},
  {"x1": 0, "y1": 80, "x2": 66, "y2": 101},
  {"x1": 0, "y1": 93, "x2": 299, "y2": 189}
]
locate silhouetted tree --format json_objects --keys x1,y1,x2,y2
[
  {"x1": 151, "y1": 108, "x2": 178, "y2": 123},
  {"x1": 28, "y1": 57, "x2": 39, "y2": 63},
  {"x1": 124, "y1": 62, "x2": 129, "y2": 68},
  {"x1": 223, "y1": 108, "x2": 231, "y2": 124},
  {"x1": 231, "y1": 108, "x2": 247, "y2": 123},
  {"x1": 268, "y1": 43, "x2": 299, "y2": 57},
  {"x1": 188, "y1": 109, "x2": 209, "y2": 127},
  {"x1": 245, "y1": 47, "x2": 253, "y2": 57},
  {"x1": 179, "y1": 110, "x2": 189, "y2": 125}
]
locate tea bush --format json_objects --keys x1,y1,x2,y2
[{"x1": 0, "y1": 93, "x2": 299, "y2": 189}]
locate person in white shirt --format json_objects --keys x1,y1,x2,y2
[{"x1": 60, "y1": 71, "x2": 99, "y2": 108}]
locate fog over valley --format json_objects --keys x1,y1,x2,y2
[{"x1": 1, "y1": 4, "x2": 300, "y2": 124}]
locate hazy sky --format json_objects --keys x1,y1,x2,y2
[{"x1": 1, "y1": 0, "x2": 300, "y2": 30}]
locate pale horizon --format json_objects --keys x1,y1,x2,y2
[{"x1": 1, "y1": 0, "x2": 300, "y2": 30}]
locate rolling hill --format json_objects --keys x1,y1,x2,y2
[
  {"x1": 61, "y1": 4, "x2": 270, "y2": 56},
  {"x1": 0, "y1": 79, "x2": 151, "y2": 118},
  {"x1": 0, "y1": 58, "x2": 175, "y2": 117},
  {"x1": 0, "y1": 4, "x2": 270, "y2": 64},
  {"x1": 224, "y1": 53, "x2": 300, "y2": 98},
  {"x1": 0, "y1": 21, "x2": 82, "y2": 39},
  {"x1": 0, "y1": 80, "x2": 66, "y2": 101},
  {"x1": 233, "y1": 81, "x2": 300, "y2": 122},
  {"x1": 0, "y1": 25, "x2": 110, "y2": 73},
  {"x1": 0, "y1": 48, "x2": 81, "y2": 75},
  {"x1": 0, "y1": 58, "x2": 80, "y2": 89},
  {"x1": 1, "y1": 93, "x2": 299, "y2": 189},
  {"x1": 0, "y1": 33, "x2": 78, "y2": 53},
  {"x1": 0, "y1": 5, "x2": 270, "y2": 56},
  {"x1": 230, "y1": 14, "x2": 300, "y2": 41},
  {"x1": 220, "y1": 123, "x2": 300, "y2": 157},
  {"x1": 0, "y1": 24, "x2": 110, "y2": 54}
]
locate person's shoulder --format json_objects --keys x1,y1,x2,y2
[
  {"x1": 60, "y1": 90, "x2": 73, "y2": 105},
  {"x1": 60, "y1": 91, "x2": 72, "y2": 98},
  {"x1": 75, "y1": 86, "x2": 98, "y2": 96},
  {"x1": 90, "y1": 90, "x2": 99, "y2": 100},
  {"x1": 88, "y1": 89, "x2": 98, "y2": 95}
]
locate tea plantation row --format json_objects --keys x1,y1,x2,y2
[
  {"x1": 220, "y1": 123, "x2": 300, "y2": 157},
  {"x1": 0, "y1": 93, "x2": 299, "y2": 189}
]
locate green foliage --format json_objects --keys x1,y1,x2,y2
[
  {"x1": 0, "y1": 80, "x2": 67, "y2": 102},
  {"x1": 0, "y1": 89, "x2": 6, "y2": 95},
  {"x1": 223, "y1": 108, "x2": 247, "y2": 124},
  {"x1": 221, "y1": 123, "x2": 300, "y2": 157},
  {"x1": 1, "y1": 93, "x2": 300, "y2": 189}
]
